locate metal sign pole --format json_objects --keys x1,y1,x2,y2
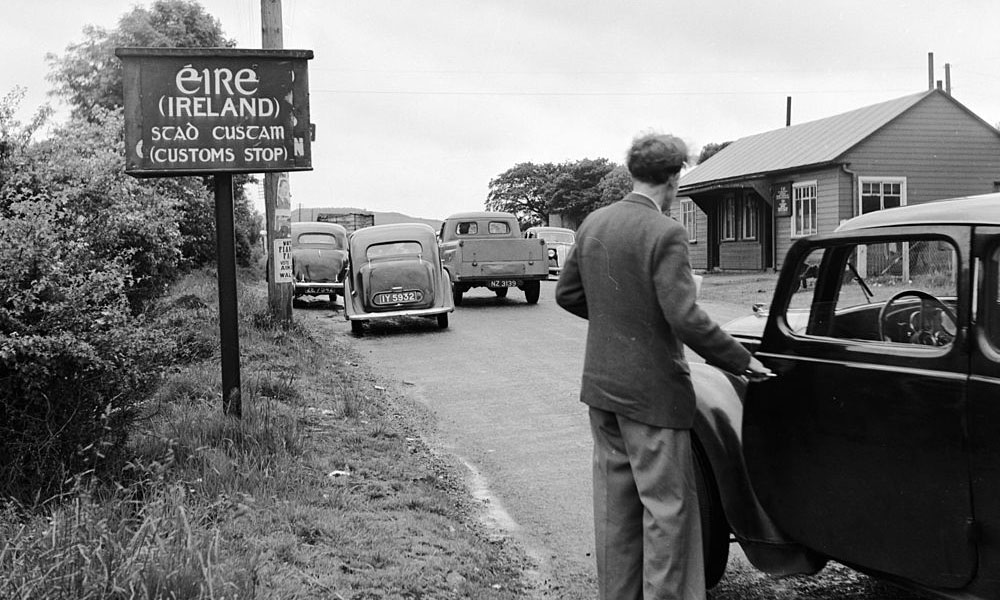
[{"x1": 214, "y1": 173, "x2": 242, "y2": 417}]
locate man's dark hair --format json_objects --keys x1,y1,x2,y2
[{"x1": 626, "y1": 134, "x2": 688, "y2": 184}]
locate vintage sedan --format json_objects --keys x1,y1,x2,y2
[
  {"x1": 290, "y1": 221, "x2": 348, "y2": 300},
  {"x1": 343, "y1": 223, "x2": 453, "y2": 335},
  {"x1": 689, "y1": 192, "x2": 1000, "y2": 599},
  {"x1": 524, "y1": 226, "x2": 576, "y2": 277}
]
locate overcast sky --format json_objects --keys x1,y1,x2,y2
[{"x1": 4, "y1": 0, "x2": 1000, "y2": 220}]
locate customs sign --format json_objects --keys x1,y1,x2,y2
[{"x1": 116, "y1": 48, "x2": 313, "y2": 177}]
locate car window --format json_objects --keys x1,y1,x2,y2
[
  {"x1": 543, "y1": 232, "x2": 575, "y2": 244},
  {"x1": 366, "y1": 241, "x2": 422, "y2": 260},
  {"x1": 488, "y1": 221, "x2": 511, "y2": 235},
  {"x1": 789, "y1": 236, "x2": 958, "y2": 347},
  {"x1": 986, "y1": 245, "x2": 1000, "y2": 349},
  {"x1": 456, "y1": 222, "x2": 478, "y2": 235},
  {"x1": 297, "y1": 233, "x2": 343, "y2": 248}
]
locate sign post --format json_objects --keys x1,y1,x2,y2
[{"x1": 116, "y1": 47, "x2": 313, "y2": 416}]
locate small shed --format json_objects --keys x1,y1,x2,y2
[{"x1": 675, "y1": 88, "x2": 1000, "y2": 271}]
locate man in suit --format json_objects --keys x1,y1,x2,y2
[{"x1": 556, "y1": 133, "x2": 772, "y2": 599}]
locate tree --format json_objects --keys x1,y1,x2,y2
[
  {"x1": 486, "y1": 162, "x2": 559, "y2": 228},
  {"x1": 46, "y1": 0, "x2": 234, "y2": 122},
  {"x1": 697, "y1": 141, "x2": 732, "y2": 165},
  {"x1": 45, "y1": 0, "x2": 260, "y2": 269},
  {"x1": 548, "y1": 158, "x2": 617, "y2": 225},
  {"x1": 596, "y1": 164, "x2": 633, "y2": 209}
]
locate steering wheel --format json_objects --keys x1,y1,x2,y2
[{"x1": 877, "y1": 289, "x2": 957, "y2": 346}]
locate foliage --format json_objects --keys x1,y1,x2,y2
[
  {"x1": 46, "y1": 0, "x2": 234, "y2": 123},
  {"x1": 596, "y1": 164, "x2": 633, "y2": 211},
  {"x1": 487, "y1": 158, "x2": 625, "y2": 227},
  {"x1": 697, "y1": 141, "x2": 732, "y2": 165},
  {"x1": 547, "y1": 158, "x2": 617, "y2": 226},
  {"x1": 486, "y1": 162, "x2": 559, "y2": 228},
  {"x1": 0, "y1": 195, "x2": 175, "y2": 502},
  {"x1": 1, "y1": 271, "x2": 533, "y2": 598}
]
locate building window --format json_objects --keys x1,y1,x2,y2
[
  {"x1": 680, "y1": 199, "x2": 697, "y2": 242},
  {"x1": 792, "y1": 182, "x2": 818, "y2": 237},
  {"x1": 740, "y1": 196, "x2": 758, "y2": 240},
  {"x1": 721, "y1": 195, "x2": 737, "y2": 241},
  {"x1": 860, "y1": 177, "x2": 906, "y2": 215}
]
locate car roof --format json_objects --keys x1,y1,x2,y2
[
  {"x1": 291, "y1": 221, "x2": 348, "y2": 235},
  {"x1": 836, "y1": 192, "x2": 1000, "y2": 231},
  {"x1": 444, "y1": 211, "x2": 518, "y2": 221},
  {"x1": 527, "y1": 226, "x2": 574, "y2": 232},
  {"x1": 349, "y1": 222, "x2": 437, "y2": 245}
]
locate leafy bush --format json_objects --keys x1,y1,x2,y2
[{"x1": 0, "y1": 196, "x2": 175, "y2": 502}]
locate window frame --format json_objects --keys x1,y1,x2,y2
[
  {"x1": 680, "y1": 199, "x2": 698, "y2": 242},
  {"x1": 792, "y1": 181, "x2": 818, "y2": 238},
  {"x1": 721, "y1": 195, "x2": 737, "y2": 241},
  {"x1": 858, "y1": 176, "x2": 907, "y2": 216},
  {"x1": 740, "y1": 196, "x2": 758, "y2": 241}
]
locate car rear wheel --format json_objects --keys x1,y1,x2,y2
[
  {"x1": 350, "y1": 319, "x2": 365, "y2": 335},
  {"x1": 693, "y1": 438, "x2": 729, "y2": 589},
  {"x1": 453, "y1": 289, "x2": 463, "y2": 306},
  {"x1": 437, "y1": 313, "x2": 449, "y2": 329},
  {"x1": 523, "y1": 280, "x2": 540, "y2": 304}
]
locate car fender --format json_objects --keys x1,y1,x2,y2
[{"x1": 691, "y1": 362, "x2": 826, "y2": 576}]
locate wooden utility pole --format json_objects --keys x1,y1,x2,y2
[{"x1": 262, "y1": 0, "x2": 293, "y2": 325}]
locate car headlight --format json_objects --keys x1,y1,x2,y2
[{"x1": 548, "y1": 248, "x2": 557, "y2": 259}]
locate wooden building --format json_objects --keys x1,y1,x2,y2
[{"x1": 675, "y1": 88, "x2": 1000, "y2": 271}]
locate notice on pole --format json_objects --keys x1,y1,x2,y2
[{"x1": 275, "y1": 239, "x2": 293, "y2": 283}]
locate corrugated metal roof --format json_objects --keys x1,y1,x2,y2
[{"x1": 680, "y1": 90, "x2": 934, "y2": 189}]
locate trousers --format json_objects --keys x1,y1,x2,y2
[{"x1": 589, "y1": 407, "x2": 705, "y2": 600}]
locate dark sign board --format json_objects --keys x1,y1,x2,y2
[
  {"x1": 772, "y1": 181, "x2": 792, "y2": 217},
  {"x1": 115, "y1": 48, "x2": 313, "y2": 177}
]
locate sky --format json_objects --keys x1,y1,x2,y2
[{"x1": 3, "y1": 0, "x2": 1000, "y2": 221}]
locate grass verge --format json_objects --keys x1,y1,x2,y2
[{"x1": 0, "y1": 269, "x2": 533, "y2": 599}]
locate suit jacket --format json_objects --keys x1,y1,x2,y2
[{"x1": 556, "y1": 193, "x2": 751, "y2": 429}]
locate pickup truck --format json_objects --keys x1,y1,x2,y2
[
  {"x1": 439, "y1": 211, "x2": 548, "y2": 305},
  {"x1": 689, "y1": 192, "x2": 1000, "y2": 599}
]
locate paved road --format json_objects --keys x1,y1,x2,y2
[{"x1": 303, "y1": 282, "x2": 927, "y2": 599}]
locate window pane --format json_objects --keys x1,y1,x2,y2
[
  {"x1": 488, "y1": 221, "x2": 510, "y2": 234},
  {"x1": 801, "y1": 237, "x2": 957, "y2": 346}
]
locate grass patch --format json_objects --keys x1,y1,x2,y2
[{"x1": 1, "y1": 269, "x2": 532, "y2": 599}]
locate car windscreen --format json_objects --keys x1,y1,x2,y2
[
  {"x1": 542, "y1": 232, "x2": 574, "y2": 244},
  {"x1": 366, "y1": 241, "x2": 423, "y2": 260},
  {"x1": 297, "y1": 233, "x2": 343, "y2": 248}
]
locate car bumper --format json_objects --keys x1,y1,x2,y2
[
  {"x1": 346, "y1": 306, "x2": 453, "y2": 321},
  {"x1": 294, "y1": 281, "x2": 344, "y2": 295}
]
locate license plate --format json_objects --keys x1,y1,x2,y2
[
  {"x1": 373, "y1": 290, "x2": 423, "y2": 306},
  {"x1": 303, "y1": 287, "x2": 329, "y2": 294},
  {"x1": 489, "y1": 280, "x2": 521, "y2": 288}
]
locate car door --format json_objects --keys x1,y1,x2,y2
[
  {"x1": 968, "y1": 228, "x2": 1000, "y2": 588},
  {"x1": 744, "y1": 226, "x2": 975, "y2": 589}
]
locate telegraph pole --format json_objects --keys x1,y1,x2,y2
[{"x1": 262, "y1": 0, "x2": 293, "y2": 324}]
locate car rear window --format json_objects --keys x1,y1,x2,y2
[
  {"x1": 488, "y1": 221, "x2": 511, "y2": 234},
  {"x1": 456, "y1": 222, "x2": 479, "y2": 235},
  {"x1": 297, "y1": 233, "x2": 343, "y2": 248},
  {"x1": 366, "y1": 241, "x2": 422, "y2": 260}
]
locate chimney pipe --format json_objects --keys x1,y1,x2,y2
[
  {"x1": 937, "y1": 80, "x2": 943, "y2": 90},
  {"x1": 786, "y1": 96, "x2": 792, "y2": 127},
  {"x1": 945, "y1": 63, "x2": 951, "y2": 95},
  {"x1": 928, "y1": 52, "x2": 934, "y2": 90}
]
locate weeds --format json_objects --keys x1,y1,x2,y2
[{"x1": 1, "y1": 269, "x2": 531, "y2": 599}]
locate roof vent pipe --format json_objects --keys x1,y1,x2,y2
[
  {"x1": 928, "y1": 52, "x2": 934, "y2": 90},
  {"x1": 945, "y1": 63, "x2": 951, "y2": 95},
  {"x1": 786, "y1": 96, "x2": 792, "y2": 127}
]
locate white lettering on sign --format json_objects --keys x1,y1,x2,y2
[
  {"x1": 159, "y1": 95, "x2": 279, "y2": 119},
  {"x1": 275, "y1": 239, "x2": 292, "y2": 283},
  {"x1": 176, "y1": 64, "x2": 259, "y2": 96}
]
